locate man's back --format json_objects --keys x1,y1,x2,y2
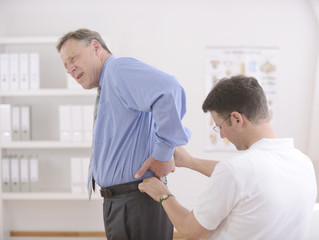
[{"x1": 194, "y1": 138, "x2": 317, "y2": 240}]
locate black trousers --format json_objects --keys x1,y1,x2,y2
[{"x1": 102, "y1": 190, "x2": 173, "y2": 240}]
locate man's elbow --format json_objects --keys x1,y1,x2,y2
[{"x1": 177, "y1": 231, "x2": 207, "y2": 240}]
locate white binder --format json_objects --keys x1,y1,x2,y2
[
  {"x1": 1, "y1": 157, "x2": 11, "y2": 192},
  {"x1": 19, "y1": 53, "x2": 29, "y2": 90},
  {"x1": 10, "y1": 157, "x2": 20, "y2": 192},
  {"x1": 20, "y1": 156, "x2": 30, "y2": 192},
  {"x1": 70, "y1": 158, "x2": 83, "y2": 193},
  {"x1": 82, "y1": 105, "x2": 94, "y2": 142},
  {"x1": 20, "y1": 105, "x2": 31, "y2": 141},
  {"x1": 0, "y1": 54, "x2": 9, "y2": 91},
  {"x1": 9, "y1": 54, "x2": 20, "y2": 90},
  {"x1": 29, "y1": 156, "x2": 39, "y2": 192},
  {"x1": 59, "y1": 105, "x2": 71, "y2": 142},
  {"x1": 29, "y1": 53, "x2": 40, "y2": 90},
  {"x1": 71, "y1": 105, "x2": 83, "y2": 142},
  {"x1": 11, "y1": 105, "x2": 21, "y2": 141},
  {"x1": 0, "y1": 104, "x2": 12, "y2": 142},
  {"x1": 81, "y1": 157, "x2": 90, "y2": 193}
]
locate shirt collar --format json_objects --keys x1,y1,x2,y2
[
  {"x1": 249, "y1": 138, "x2": 294, "y2": 151},
  {"x1": 99, "y1": 55, "x2": 116, "y2": 87}
]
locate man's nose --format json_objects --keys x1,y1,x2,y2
[{"x1": 67, "y1": 64, "x2": 76, "y2": 74}]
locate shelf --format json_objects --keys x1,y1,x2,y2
[
  {"x1": 0, "y1": 35, "x2": 103, "y2": 240},
  {"x1": 0, "y1": 36, "x2": 59, "y2": 45},
  {"x1": 0, "y1": 88, "x2": 97, "y2": 97},
  {"x1": 0, "y1": 141, "x2": 91, "y2": 149},
  {"x1": 1, "y1": 192, "x2": 101, "y2": 200},
  {"x1": 10, "y1": 231, "x2": 183, "y2": 238}
]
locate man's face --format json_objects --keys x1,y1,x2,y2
[
  {"x1": 211, "y1": 111, "x2": 247, "y2": 151},
  {"x1": 59, "y1": 38, "x2": 100, "y2": 89}
]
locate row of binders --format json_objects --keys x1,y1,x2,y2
[
  {"x1": 0, "y1": 104, "x2": 31, "y2": 142},
  {"x1": 1, "y1": 155, "x2": 39, "y2": 192},
  {"x1": 59, "y1": 105, "x2": 94, "y2": 142},
  {"x1": 0, "y1": 53, "x2": 40, "y2": 91}
]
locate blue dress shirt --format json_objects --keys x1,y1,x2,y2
[{"x1": 89, "y1": 55, "x2": 191, "y2": 189}]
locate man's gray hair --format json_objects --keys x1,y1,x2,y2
[{"x1": 56, "y1": 28, "x2": 111, "y2": 54}]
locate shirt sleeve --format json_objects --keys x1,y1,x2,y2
[
  {"x1": 193, "y1": 163, "x2": 242, "y2": 230},
  {"x1": 112, "y1": 58, "x2": 191, "y2": 161}
]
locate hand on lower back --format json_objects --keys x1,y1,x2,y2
[{"x1": 134, "y1": 156, "x2": 175, "y2": 179}]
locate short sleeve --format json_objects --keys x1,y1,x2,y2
[{"x1": 193, "y1": 163, "x2": 242, "y2": 230}]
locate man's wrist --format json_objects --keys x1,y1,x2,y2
[{"x1": 159, "y1": 193, "x2": 174, "y2": 205}]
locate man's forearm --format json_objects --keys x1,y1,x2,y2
[
  {"x1": 138, "y1": 177, "x2": 210, "y2": 239},
  {"x1": 162, "y1": 196, "x2": 210, "y2": 239},
  {"x1": 188, "y1": 158, "x2": 219, "y2": 177}
]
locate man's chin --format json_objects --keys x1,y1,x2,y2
[
  {"x1": 236, "y1": 145, "x2": 248, "y2": 151},
  {"x1": 80, "y1": 83, "x2": 92, "y2": 90}
]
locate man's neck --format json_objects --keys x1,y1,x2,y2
[
  {"x1": 246, "y1": 122, "x2": 277, "y2": 148},
  {"x1": 101, "y1": 51, "x2": 111, "y2": 65}
]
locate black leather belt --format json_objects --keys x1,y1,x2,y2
[{"x1": 100, "y1": 180, "x2": 143, "y2": 198}]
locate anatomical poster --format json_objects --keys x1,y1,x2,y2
[{"x1": 205, "y1": 47, "x2": 278, "y2": 151}]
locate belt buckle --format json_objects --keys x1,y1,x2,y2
[
  {"x1": 101, "y1": 188, "x2": 113, "y2": 198},
  {"x1": 106, "y1": 189, "x2": 112, "y2": 197},
  {"x1": 161, "y1": 176, "x2": 167, "y2": 186}
]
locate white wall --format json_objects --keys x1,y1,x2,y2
[{"x1": 0, "y1": 0, "x2": 317, "y2": 208}]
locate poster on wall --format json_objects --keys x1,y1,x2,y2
[{"x1": 205, "y1": 46, "x2": 278, "y2": 151}]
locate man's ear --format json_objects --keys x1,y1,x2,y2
[
  {"x1": 90, "y1": 39, "x2": 101, "y2": 55},
  {"x1": 231, "y1": 111, "x2": 244, "y2": 126}
]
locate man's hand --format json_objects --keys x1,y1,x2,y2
[
  {"x1": 174, "y1": 146, "x2": 193, "y2": 168},
  {"x1": 139, "y1": 176, "x2": 212, "y2": 240},
  {"x1": 134, "y1": 156, "x2": 175, "y2": 179},
  {"x1": 138, "y1": 177, "x2": 169, "y2": 202}
]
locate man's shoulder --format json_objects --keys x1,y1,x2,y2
[
  {"x1": 112, "y1": 56, "x2": 141, "y2": 65},
  {"x1": 220, "y1": 150, "x2": 259, "y2": 173}
]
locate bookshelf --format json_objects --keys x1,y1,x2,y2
[{"x1": 0, "y1": 37, "x2": 104, "y2": 239}]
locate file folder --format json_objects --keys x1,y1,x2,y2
[
  {"x1": 81, "y1": 157, "x2": 90, "y2": 193},
  {"x1": 71, "y1": 105, "x2": 83, "y2": 142},
  {"x1": 20, "y1": 156, "x2": 30, "y2": 192},
  {"x1": 29, "y1": 157, "x2": 39, "y2": 192},
  {"x1": 20, "y1": 105, "x2": 31, "y2": 141},
  {"x1": 0, "y1": 104, "x2": 12, "y2": 142},
  {"x1": 19, "y1": 54, "x2": 29, "y2": 90},
  {"x1": 82, "y1": 105, "x2": 94, "y2": 142},
  {"x1": 29, "y1": 53, "x2": 40, "y2": 90},
  {"x1": 10, "y1": 157, "x2": 20, "y2": 192},
  {"x1": 0, "y1": 54, "x2": 9, "y2": 91},
  {"x1": 11, "y1": 106, "x2": 21, "y2": 141},
  {"x1": 59, "y1": 105, "x2": 71, "y2": 141},
  {"x1": 70, "y1": 158, "x2": 83, "y2": 193},
  {"x1": 2, "y1": 157, "x2": 11, "y2": 192},
  {"x1": 9, "y1": 54, "x2": 20, "y2": 90}
]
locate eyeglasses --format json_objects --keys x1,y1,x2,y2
[{"x1": 213, "y1": 114, "x2": 231, "y2": 133}]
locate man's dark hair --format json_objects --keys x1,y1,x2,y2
[
  {"x1": 202, "y1": 75, "x2": 269, "y2": 124},
  {"x1": 56, "y1": 28, "x2": 112, "y2": 54}
]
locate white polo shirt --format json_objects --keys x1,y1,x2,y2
[{"x1": 193, "y1": 138, "x2": 317, "y2": 240}]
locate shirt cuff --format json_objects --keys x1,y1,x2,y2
[{"x1": 152, "y1": 141, "x2": 174, "y2": 162}]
